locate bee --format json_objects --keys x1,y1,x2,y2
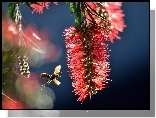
[{"x1": 40, "y1": 65, "x2": 61, "y2": 88}]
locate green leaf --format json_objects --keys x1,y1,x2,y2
[
  {"x1": 2, "y1": 68, "x2": 9, "y2": 73},
  {"x1": 75, "y1": 2, "x2": 81, "y2": 28},
  {"x1": 10, "y1": 4, "x2": 16, "y2": 21},
  {"x1": 70, "y1": 2, "x2": 76, "y2": 14},
  {"x1": 6, "y1": 2, "x2": 17, "y2": 21},
  {"x1": 75, "y1": 17, "x2": 79, "y2": 27},
  {"x1": 7, "y1": 2, "x2": 14, "y2": 15},
  {"x1": 25, "y1": 2, "x2": 33, "y2": 10},
  {"x1": 3, "y1": 53, "x2": 9, "y2": 62}
]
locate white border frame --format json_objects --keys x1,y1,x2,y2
[
  {"x1": 1, "y1": 1, "x2": 156, "y2": 118},
  {"x1": 150, "y1": 0, "x2": 156, "y2": 9}
]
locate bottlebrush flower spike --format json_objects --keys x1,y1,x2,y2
[
  {"x1": 30, "y1": 2, "x2": 58, "y2": 14},
  {"x1": 64, "y1": 25, "x2": 111, "y2": 103},
  {"x1": 85, "y1": 2, "x2": 126, "y2": 43},
  {"x1": 102, "y1": 2, "x2": 126, "y2": 42}
]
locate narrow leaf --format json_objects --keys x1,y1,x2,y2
[
  {"x1": 3, "y1": 53, "x2": 9, "y2": 62},
  {"x1": 70, "y1": 2, "x2": 76, "y2": 14},
  {"x1": 7, "y1": 2, "x2": 14, "y2": 15},
  {"x1": 75, "y1": 17, "x2": 79, "y2": 27},
  {"x1": 10, "y1": 4, "x2": 16, "y2": 21},
  {"x1": 25, "y1": 2, "x2": 33, "y2": 10},
  {"x1": 75, "y1": 2, "x2": 81, "y2": 28}
]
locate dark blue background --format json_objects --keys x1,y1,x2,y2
[{"x1": 2, "y1": 2, "x2": 150, "y2": 110}]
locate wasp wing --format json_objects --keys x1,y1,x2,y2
[
  {"x1": 53, "y1": 65, "x2": 61, "y2": 75},
  {"x1": 53, "y1": 77, "x2": 61, "y2": 85}
]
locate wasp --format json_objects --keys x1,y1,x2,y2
[{"x1": 40, "y1": 65, "x2": 61, "y2": 88}]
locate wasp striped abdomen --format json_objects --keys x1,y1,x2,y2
[{"x1": 40, "y1": 73, "x2": 51, "y2": 79}]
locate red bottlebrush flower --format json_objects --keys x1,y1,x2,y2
[
  {"x1": 103, "y1": 2, "x2": 126, "y2": 42},
  {"x1": 53, "y1": 2, "x2": 58, "y2": 5},
  {"x1": 64, "y1": 25, "x2": 111, "y2": 103},
  {"x1": 30, "y1": 2, "x2": 50, "y2": 14},
  {"x1": 85, "y1": 2, "x2": 126, "y2": 43},
  {"x1": 30, "y1": 2, "x2": 58, "y2": 14}
]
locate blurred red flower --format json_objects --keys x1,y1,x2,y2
[
  {"x1": 2, "y1": 18, "x2": 18, "y2": 44},
  {"x1": 2, "y1": 93, "x2": 24, "y2": 109}
]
